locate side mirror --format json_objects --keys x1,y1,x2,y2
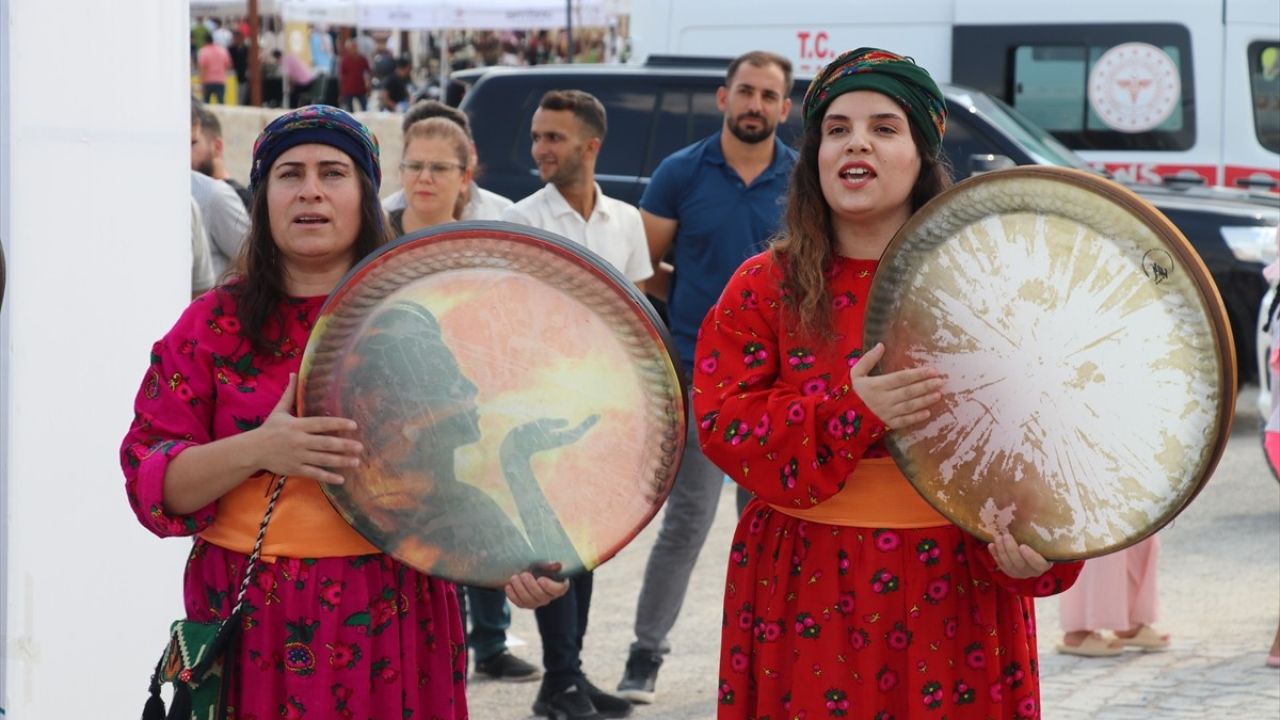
[{"x1": 969, "y1": 154, "x2": 1016, "y2": 176}]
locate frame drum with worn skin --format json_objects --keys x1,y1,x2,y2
[
  {"x1": 298, "y1": 221, "x2": 685, "y2": 587},
  {"x1": 864, "y1": 167, "x2": 1235, "y2": 561}
]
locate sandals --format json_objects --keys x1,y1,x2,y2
[
  {"x1": 1056, "y1": 631, "x2": 1125, "y2": 657},
  {"x1": 1114, "y1": 625, "x2": 1171, "y2": 652}
]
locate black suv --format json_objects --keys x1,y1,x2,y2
[{"x1": 454, "y1": 60, "x2": 1280, "y2": 383}]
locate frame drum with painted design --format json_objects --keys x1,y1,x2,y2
[
  {"x1": 864, "y1": 167, "x2": 1234, "y2": 561},
  {"x1": 298, "y1": 221, "x2": 685, "y2": 587}
]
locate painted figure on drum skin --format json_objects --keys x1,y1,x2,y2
[
  {"x1": 340, "y1": 301, "x2": 598, "y2": 588},
  {"x1": 691, "y1": 49, "x2": 1084, "y2": 719}
]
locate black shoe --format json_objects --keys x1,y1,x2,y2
[
  {"x1": 474, "y1": 650, "x2": 541, "y2": 683},
  {"x1": 583, "y1": 678, "x2": 634, "y2": 718},
  {"x1": 532, "y1": 683, "x2": 602, "y2": 720},
  {"x1": 616, "y1": 649, "x2": 662, "y2": 704}
]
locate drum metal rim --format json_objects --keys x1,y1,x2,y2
[{"x1": 864, "y1": 166, "x2": 1235, "y2": 560}]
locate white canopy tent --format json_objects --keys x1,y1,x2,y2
[
  {"x1": 279, "y1": 0, "x2": 358, "y2": 25},
  {"x1": 190, "y1": 0, "x2": 281, "y2": 14},
  {"x1": 357, "y1": 1, "x2": 607, "y2": 31},
  {"x1": 271, "y1": 0, "x2": 608, "y2": 30}
]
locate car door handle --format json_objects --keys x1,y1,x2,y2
[{"x1": 1235, "y1": 177, "x2": 1279, "y2": 191}]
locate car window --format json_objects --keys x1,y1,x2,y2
[
  {"x1": 941, "y1": 112, "x2": 1001, "y2": 180},
  {"x1": 644, "y1": 86, "x2": 724, "y2": 175},
  {"x1": 504, "y1": 81, "x2": 656, "y2": 181},
  {"x1": 970, "y1": 23, "x2": 1198, "y2": 153},
  {"x1": 1250, "y1": 41, "x2": 1280, "y2": 154},
  {"x1": 644, "y1": 81, "x2": 808, "y2": 176},
  {"x1": 1013, "y1": 37, "x2": 1192, "y2": 150}
]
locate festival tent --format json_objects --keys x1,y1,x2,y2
[
  {"x1": 356, "y1": 0, "x2": 608, "y2": 31},
  {"x1": 197, "y1": 0, "x2": 612, "y2": 32}
]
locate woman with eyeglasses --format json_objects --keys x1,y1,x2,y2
[{"x1": 390, "y1": 117, "x2": 472, "y2": 236}]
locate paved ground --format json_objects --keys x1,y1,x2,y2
[{"x1": 467, "y1": 388, "x2": 1280, "y2": 720}]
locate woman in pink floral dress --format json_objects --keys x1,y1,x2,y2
[
  {"x1": 693, "y1": 49, "x2": 1083, "y2": 719},
  {"x1": 121, "y1": 106, "x2": 566, "y2": 719}
]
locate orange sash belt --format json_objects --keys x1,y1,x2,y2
[
  {"x1": 199, "y1": 472, "x2": 379, "y2": 561},
  {"x1": 768, "y1": 458, "x2": 949, "y2": 528}
]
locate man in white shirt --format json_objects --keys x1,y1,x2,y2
[
  {"x1": 502, "y1": 90, "x2": 651, "y2": 287},
  {"x1": 382, "y1": 101, "x2": 514, "y2": 222},
  {"x1": 501, "y1": 89, "x2": 645, "y2": 720}
]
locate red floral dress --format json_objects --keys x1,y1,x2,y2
[
  {"x1": 120, "y1": 288, "x2": 467, "y2": 720},
  {"x1": 693, "y1": 252, "x2": 1082, "y2": 720}
]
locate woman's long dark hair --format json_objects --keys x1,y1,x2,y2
[
  {"x1": 228, "y1": 170, "x2": 390, "y2": 356},
  {"x1": 771, "y1": 114, "x2": 953, "y2": 342}
]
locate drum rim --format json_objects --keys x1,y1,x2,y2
[
  {"x1": 299, "y1": 220, "x2": 688, "y2": 584},
  {"x1": 864, "y1": 166, "x2": 1236, "y2": 560}
]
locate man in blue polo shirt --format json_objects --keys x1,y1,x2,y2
[{"x1": 616, "y1": 49, "x2": 797, "y2": 706}]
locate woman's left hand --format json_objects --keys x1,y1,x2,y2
[
  {"x1": 504, "y1": 571, "x2": 570, "y2": 609},
  {"x1": 987, "y1": 532, "x2": 1051, "y2": 578}
]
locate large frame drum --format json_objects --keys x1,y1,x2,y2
[
  {"x1": 864, "y1": 167, "x2": 1235, "y2": 560},
  {"x1": 299, "y1": 222, "x2": 686, "y2": 586}
]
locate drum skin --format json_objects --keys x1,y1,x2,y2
[
  {"x1": 298, "y1": 221, "x2": 685, "y2": 587},
  {"x1": 864, "y1": 167, "x2": 1235, "y2": 561}
]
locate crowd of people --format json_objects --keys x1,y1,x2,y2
[
  {"x1": 190, "y1": 14, "x2": 625, "y2": 111},
  {"x1": 133, "y1": 43, "x2": 1274, "y2": 720}
]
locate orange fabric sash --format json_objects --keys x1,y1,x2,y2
[
  {"x1": 199, "y1": 472, "x2": 378, "y2": 560},
  {"x1": 768, "y1": 458, "x2": 949, "y2": 528}
]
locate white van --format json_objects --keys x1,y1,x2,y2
[{"x1": 629, "y1": 0, "x2": 1280, "y2": 192}]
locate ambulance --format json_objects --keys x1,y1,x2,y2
[{"x1": 628, "y1": 0, "x2": 1280, "y2": 191}]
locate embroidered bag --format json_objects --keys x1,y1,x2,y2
[{"x1": 142, "y1": 476, "x2": 285, "y2": 720}]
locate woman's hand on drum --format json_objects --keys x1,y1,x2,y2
[
  {"x1": 505, "y1": 565, "x2": 571, "y2": 609},
  {"x1": 988, "y1": 531, "x2": 1052, "y2": 578},
  {"x1": 850, "y1": 343, "x2": 944, "y2": 430},
  {"x1": 251, "y1": 373, "x2": 363, "y2": 485}
]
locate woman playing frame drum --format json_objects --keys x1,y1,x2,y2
[{"x1": 693, "y1": 48, "x2": 1083, "y2": 719}]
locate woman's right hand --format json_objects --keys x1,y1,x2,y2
[
  {"x1": 504, "y1": 564, "x2": 571, "y2": 609},
  {"x1": 251, "y1": 373, "x2": 364, "y2": 484},
  {"x1": 849, "y1": 343, "x2": 945, "y2": 430}
]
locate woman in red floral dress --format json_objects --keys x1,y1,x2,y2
[
  {"x1": 693, "y1": 49, "x2": 1084, "y2": 720},
  {"x1": 121, "y1": 106, "x2": 567, "y2": 719}
]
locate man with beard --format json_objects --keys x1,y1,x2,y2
[
  {"x1": 189, "y1": 100, "x2": 249, "y2": 280},
  {"x1": 191, "y1": 102, "x2": 252, "y2": 209},
  {"x1": 615, "y1": 50, "x2": 796, "y2": 706},
  {"x1": 502, "y1": 89, "x2": 647, "y2": 720}
]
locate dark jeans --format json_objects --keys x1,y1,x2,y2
[
  {"x1": 455, "y1": 585, "x2": 512, "y2": 661},
  {"x1": 340, "y1": 94, "x2": 367, "y2": 112},
  {"x1": 202, "y1": 83, "x2": 226, "y2": 104},
  {"x1": 534, "y1": 569, "x2": 593, "y2": 692}
]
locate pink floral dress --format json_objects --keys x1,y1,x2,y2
[
  {"x1": 121, "y1": 288, "x2": 467, "y2": 719},
  {"x1": 693, "y1": 252, "x2": 1083, "y2": 720}
]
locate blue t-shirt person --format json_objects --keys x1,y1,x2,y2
[{"x1": 640, "y1": 132, "x2": 798, "y2": 372}]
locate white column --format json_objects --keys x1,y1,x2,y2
[{"x1": 1, "y1": 0, "x2": 195, "y2": 714}]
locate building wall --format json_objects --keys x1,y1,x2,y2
[{"x1": 1, "y1": 1, "x2": 195, "y2": 714}]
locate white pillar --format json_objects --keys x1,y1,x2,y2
[{"x1": 1, "y1": 0, "x2": 195, "y2": 714}]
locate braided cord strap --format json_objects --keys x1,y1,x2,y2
[{"x1": 230, "y1": 474, "x2": 286, "y2": 616}]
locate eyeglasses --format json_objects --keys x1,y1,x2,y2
[{"x1": 399, "y1": 160, "x2": 465, "y2": 178}]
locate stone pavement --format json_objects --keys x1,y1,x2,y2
[{"x1": 467, "y1": 391, "x2": 1280, "y2": 720}]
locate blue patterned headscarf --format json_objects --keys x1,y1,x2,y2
[
  {"x1": 802, "y1": 48, "x2": 947, "y2": 158},
  {"x1": 249, "y1": 105, "x2": 381, "y2": 193}
]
